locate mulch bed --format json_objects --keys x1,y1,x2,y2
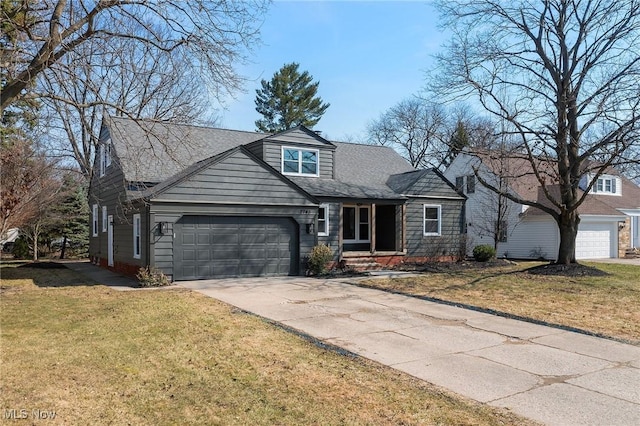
[{"x1": 525, "y1": 263, "x2": 609, "y2": 277}]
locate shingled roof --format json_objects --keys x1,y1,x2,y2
[
  {"x1": 387, "y1": 169, "x2": 465, "y2": 199},
  {"x1": 290, "y1": 142, "x2": 416, "y2": 200},
  {"x1": 105, "y1": 117, "x2": 420, "y2": 201},
  {"x1": 469, "y1": 149, "x2": 640, "y2": 216},
  {"x1": 107, "y1": 116, "x2": 264, "y2": 183}
]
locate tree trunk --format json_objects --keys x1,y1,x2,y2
[
  {"x1": 32, "y1": 231, "x2": 39, "y2": 262},
  {"x1": 60, "y1": 235, "x2": 67, "y2": 260},
  {"x1": 556, "y1": 211, "x2": 580, "y2": 264}
]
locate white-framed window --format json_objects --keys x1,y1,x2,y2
[
  {"x1": 318, "y1": 204, "x2": 329, "y2": 236},
  {"x1": 99, "y1": 142, "x2": 111, "y2": 177},
  {"x1": 282, "y1": 147, "x2": 319, "y2": 176},
  {"x1": 343, "y1": 205, "x2": 370, "y2": 242},
  {"x1": 92, "y1": 204, "x2": 99, "y2": 237},
  {"x1": 594, "y1": 176, "x2": 617, "y2": 194},
  {"x1": 102, "y1": 206, "x2": 108, "y2": 232},
  {"x1": 133, "y1": 213, "x2": 141, "y2": 259},
  {"x1": 423, "y1": 204, "x2": 442, "y2": 236}
]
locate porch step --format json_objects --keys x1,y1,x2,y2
[
  {"x1": 624, "y1": 248, "x2": 640, "y2": 258},
  {"x1": 342, "y1": 257, "x2": 385, "y2": 272}
]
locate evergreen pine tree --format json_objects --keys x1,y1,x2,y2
[
  {"x1": 255, "y1": 63, "x2": 330, "y2": 132},
  {"x1": 48, "y1": 174, "x2": 90, "y2": 258}
]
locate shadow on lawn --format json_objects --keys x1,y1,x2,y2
[{"x1": 2, "y1": 261, "x2": 104, "y2": 288}]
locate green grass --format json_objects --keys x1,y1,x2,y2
[
  {"x1": 0, "y1": 262, "x2": 534, "y2": 425},
  {"x1": 361, "y1": 261, "x2": 640, "y2": 343}
]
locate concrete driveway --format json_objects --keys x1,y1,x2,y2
[{"x1": 180, "y1": 276, "x2": 640, "y2": 426}]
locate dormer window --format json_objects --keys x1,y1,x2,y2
[
  {"x1": 593, "y1": 176, "x2": 620, "y2": 195},
  {"x1": 282, "y1": 147, "x2": 319, "y2": 176}
]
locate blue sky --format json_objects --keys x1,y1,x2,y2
[{"x1": 218, "y1": 1, "x2": 446, "y2": 141}]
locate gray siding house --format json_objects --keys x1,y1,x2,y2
[{"x1": 89, "y1": 116, "x2": 465, "y2": 280}]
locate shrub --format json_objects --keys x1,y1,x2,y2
[
  {"x1": 307, "y1": 244, "x2": 333, "y2": 275},
  {"x1": 11, "y1": 236, "x2": 30, "y2": 259},
  {"x1": 137, "y1": 266, "x2": 171, "y2": 287},
  {"x1": 472, "y1": 244, "x2": 496, "y2": 262}
]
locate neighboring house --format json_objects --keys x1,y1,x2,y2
[
  {"x1": 1, "y1": 228, "x2": 19, "y2": 251},
  {"x1": 444, "y1": 151, "x2": 640, "y2": 260},
  {"x1": 89, "y1": 116, "x2": 465, "y2": 280}
]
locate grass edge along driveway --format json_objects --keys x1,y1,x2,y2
[
  {"x1": 0, "y1": 263, "x2": 535, "y2": 426},
  {"x1": 360, "y1": 261, "x2": 640, "y2": 344}
]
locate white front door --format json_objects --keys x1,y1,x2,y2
[{"x1": 107, "y1": 215, "x2": 114, "y2": 267}]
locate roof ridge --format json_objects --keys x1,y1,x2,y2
[{"x1": 108, "y1": 115, "x2": 267, "y2": 136}]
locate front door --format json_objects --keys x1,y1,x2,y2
[{"x1": 107, "y1": 215, "x2": 114, "y2": 267}]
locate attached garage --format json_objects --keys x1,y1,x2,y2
[
  {"x1": 174, "y1": 216, "x2": 299, "y2": 280},
  {"x1": 575, "y1": 221, "x2": 615, "y2": 259}
]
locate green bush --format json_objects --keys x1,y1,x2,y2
[
  {"x1": 11, "y1": 236, "x2": 30, "y2": 259},
  {"x1": 137, "y1": 266, "x2": 171, "y2": 287},
  {"x1": 307, "y1": 244, "x2": 333, "y2": 275},
  {"x1": 472, "y1": 244, "x2": 496, "y2": 262}
]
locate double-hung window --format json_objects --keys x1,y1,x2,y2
[
  {"x1": 595, "y1": 177, "x2": 617, "y2": 194},
  {"x1": 318, "y1": 205, "x2": 329, "y2": 236},
  {"x1": 282, "y1": 147, "x2": 319, "y2": 176},
  {"x1": 92, "y1": 204, "x2": 99, "y2": 237},
  {"x1": 423, "y1": 204, "x2": 441, "y2": 236},
  {"x1": 343, "y1": 205, "x2": 369, "y2": 242},
  {"x1": 133, "y1": 214, "x2": 141, "y2": 259}
]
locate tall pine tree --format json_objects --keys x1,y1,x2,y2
[{"x1": 255, "y1": 63, "x2": 330, "y2": 132}]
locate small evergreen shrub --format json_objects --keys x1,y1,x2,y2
[
  {"x1": 11, "y1": 236, "x2": 30, "y2": 259},
  {"x1": 472, "y1": 244, "x2": 496, "y2": 262},
  {"x1": 137, "y1": 266, "x2": 171, "y2": 287},
  {"x1": 307, "y1": 244, "x2": 333, "y2": 275}
]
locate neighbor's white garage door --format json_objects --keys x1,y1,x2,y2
[{"x1": 576, "y1": 222, "x2": 613, "y2": 259}]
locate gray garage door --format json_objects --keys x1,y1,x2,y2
[{"x1": 174, "y1": 216, "x2": 298, "y2": 280}]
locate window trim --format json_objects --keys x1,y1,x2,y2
[
  {"x1": 343, "y1": 205, "x2": 370, "y2": 243},
  {"x1": 423, "y1": 204, "x2": 442, "y2": 236},
  {"x1": 99, "y1": 143, "x2": 111, "y2": 177},
  {"x1": 595, "y1": 176, "x2": 617, "y2": 194},
  {"x1": 133, "y1": 213, "x2": 141, "y2": 259},
  {"x1": 102, "y1": 206, "x2": 108, "y2": 232},
  {"x1": 318, "y1": 204, "x2": 329, "y2": 236},
  {"x1": 281, "y1": 146, "x2": 320, "y2": 177},
  {"x1": 92, "y1": 204, "x2": 99, "y2": 237}
]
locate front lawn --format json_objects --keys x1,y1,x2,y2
[
  {"x1": 0, "y1": 262, "x2": 533, "y2": 425},
  {"x1": 361, "y1": 261, "x2": 640, "y2": 343}
]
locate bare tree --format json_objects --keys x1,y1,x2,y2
[
  {"x1": 470, "y1": 148, "x2": 517, "y2": 252},
  {"x1": 433, "y1": 0, "x2": 640, "y2": 264},
  {"x1": 367, "y1": 98, "x2": 448, "y2": 168},
  {"x1": 0, "y1": 137, "x2": 60, "y2": 242},
  {"x1": 1, "y1": 0, "x2": 267, "y2": 111},
  {"x1": 39, "y1": 34, "x2": 214, "y2": 178}
]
